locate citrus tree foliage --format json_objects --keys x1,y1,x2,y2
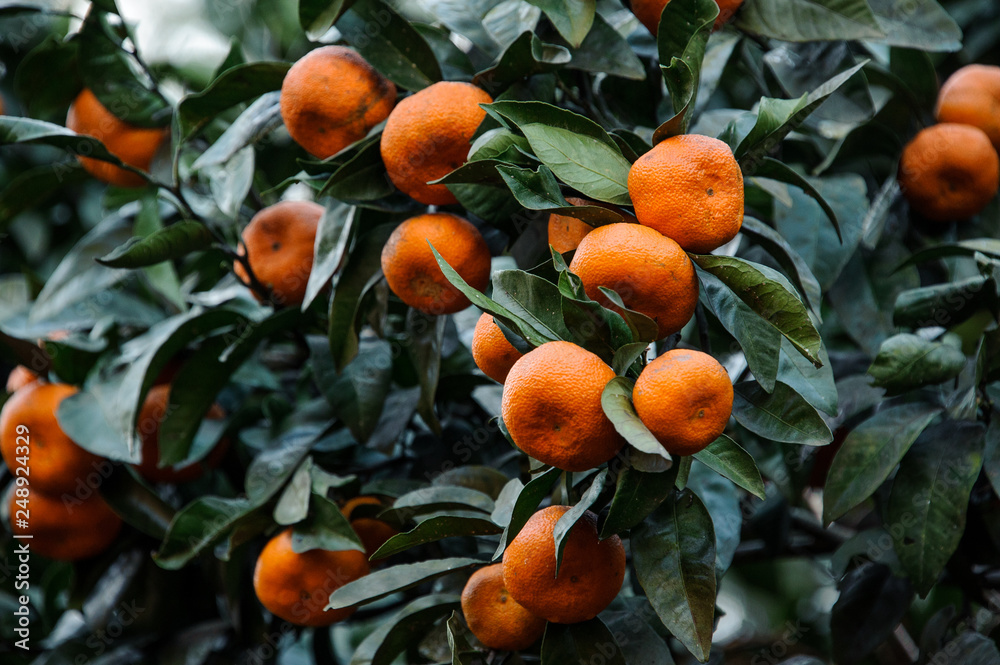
[{"x1": 2, "y1": 0, "x2": 1000, "y2": 664}]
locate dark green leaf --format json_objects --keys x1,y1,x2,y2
[
  {"x1": 540, "y1": 618, "x2": 626, "y2": 665},
  {"x1": 735, "y1": 62, "x2": 867, "y2": 167},
  {"x1": 293, "y1": 493, "x2": 365, "y2": 553},
  {"x1": 486, "y1": 100, "x2": 631, "y2": 205},
  {"x1": 318, "y1": 137, "x2": 395, "y2": 201},
  {"x1": 867, "y1": 0, "x2": 961, "y2": 52},
  {"x1": 632, "y1": 489, "x2": 716, "y2": 661},
  {"x1": 653, "y1": 0, "x2": 718, "y2": 141},
  {"x1": 893, "y1": 239, "x2": 1000, "y2": 273},
  {"x1": 892, "y1": 276, "x2": 997, "y2": 329},
  {"x1": 313, "y1": 336, "x2": 393, "y2": 442},
  {"x1": 338, "y1": 0, "x2": 442, "y2": 91},
  {"x1": 303, "y1": 202, "x2": 355, "y2": 310},
  {"x1": 300, "y1": 0, "x2": 359, "y2": 39},
  {"x1": 350, "y1": 594, "x2": 461, "y2": 665},
  {"x1": 524, "y1": 0, "x2": 595, "y2": 47},
  {"x1": 77, "y1": 12, "x2": 171, "y2": 126},
  {"x1": 191, "y1": 92, "x2": 282, "y2": 170},
  {"x1": 406, "y1": 309, "x2": 446, "y2": 434},
  {"x1": 474, "y1": 31, "x2": 570, "y2": 92},
  {"x1": 329, "y1": 224, "x2": 395, "y2": 371},
  {"x1": 326, "y1": 557, "x2": 482, "y2": 610},
  {"x1": 564, "y1": 13, "x2": 644, "y2": 80},
  {"x1": 888, "y1": 422, "x2": 985, "y2": 596},
  {"x1": 699, "y1": 269, "x2": 780, "y2": 391},
  {"x1": 372, "y1": 515, "x2": 501, "y2": 559},
  {"x1": 154, "y1": 496, "x2": 255, "y2": 569},
  {"x1": 778, "y1": 338, "x2": 838, "y2": 417},
  {"x1": 600, "y1": 465, "x2": 676, "y2": 538},
  {"x1": 178, "y1": 61, "x2": 290, "y2": 139},
  {"x1": 753, "y1": 157, "x2": 841, "y2": 241},
  {"x1": 14, "y1": 34, "x2": 80, "y2": 119},
  {"x1": 494, "y1": 467, "x2": 561, "y2": 558},
  {"x1": 611, "y1": 342, "x2": 649, "y2": 376},
  {"x1": 693, "y1": 434, "x2": 765, "y2": 499},
  {"x1": 0, "y1": 116, "x2": 143, "y2": 178},
  {"x1": 734, "y1": 0, "x2": 884, "y2": 42},
  {"x1": 553, "y1": 469, "x2": 609, "y2": 573},
  {"x1": 867, "y1": 334, "x2": 966, "y2": 396},
  {"x1": 823, "y1": 403, "x2": 940, "y2": 524},
  {"x1": 97, "y1": 221, "x2": 213, "y2": 268},
  {"x1": 732, "y1": 380, "x2": 833, "y2": 446},
  {"x1": 245, "y1": 427, "x2": 320, "y2": 504},
  {"x1": 101, "y1": 464, "x2": 175, "y2": 539},
  {"x1": 692, "y1": 255, "x2": 823, "y2": 367},
  {"x1": 831, "y1": 563, "x2": 914, "y2": 664},
  {"x1": 602, "y1": 376, "x2": 673, "y2": 464}
]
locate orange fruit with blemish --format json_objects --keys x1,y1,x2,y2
[
  {"x1": 502, "y1": 506, "x2": 625, "y2": 624},
  {"x1": 461, "y1": 563, "x2": 546, "y2": 650},
  {"x1": 633, "y1": 348, "x2": 733, "y2": 456},
  {"x1": 501, "y1": 341, "x2": 625, "y2": 471},
  {"x1": 628, "y1": 133, "x2": 744, "y2": 253},
  {"x1": 380, "y1": 213, "x2": 491, "y2": 315},
  {"x1": 280, "y1": 45, "x2": 396, "y2": 159},
  {"x1": 252, "y1": 528, "x2": 370, "y2": 626},
  {"x1": 380, "y1": 81, "x2": 493, "y2": 205},
  {"x1": 569, "y1": 223, "x2": 698, "y2": 339},
  {"x1": 66, "y1": 88, "x2": 167, "y2": 188},
  {"x1": 234, "y1": 200, "x2": 325, "y2": 306}
]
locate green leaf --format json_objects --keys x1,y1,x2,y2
[
  {"x1": 474, "y1": 31, "x2": 570, "y2": 92},
  {"x1": 245, "y1": 427, "x2": 319, "y2": 504},
  {"x1": 159, "y1": 309, "x2": 302, "y2": 465},
  {"x1": 887, "y1": 422, "x2": 985, "y2": 596},
  {"x1": 329, "y1": 224, "x2": 395, "y2": 371},
  {"x1": 523, "y1": 0, "x2": 595, "y2": 47},
  {"x1": 732, "y1": 380, "x2": 833, "y2": 446},
  {"x1": 600, "y1": 465, "x2": 676, "y2": 538},
  {"x1": 653, "y1": 0, "x2": 718, "y2": 141},
  {"x1": 553, "y1": 469, "x2": 609, "y2": 573},
  {"x1": 892, "y1": 277, "x2": 998, "y2": 329},
  {"x1": 300, "y1": 0, "x2": 359, "y2": 39},
  {"x1": 485, "y1": 100, "x2": 632, "y2": 205},
  {"x1": 777, "y1": 338, "x2": 838, "y2": 417},
  {"x1": 494, "y1": 164, "x2": 626, "y2": 224},
  {"x1": 101, "y1": 464, "x2": 175, "y2": 539},
  {"x1": 611, "y1": 342, "x2": 649, "y2": 376},
  {"x1": 154, "y1": 496, "x2": 255, "y2": 569},
  {"x1": 985, "y1": 417, "x2": 1000, "y2": 499},
  {"x1": 0, "y1": 116, "x2": 142, "y2": 178},
  {"x1": 391, "y1": 486, "x2": 496, "y2": 517},
  {"x1": 734, "y1": 0, "x2": 884, "y2": 43},
  {"x1": 752, "y1": 158, "x2": 842, "y2": 242},
  {"x1": 692, "y1": 255, "x2": 823, "y2": 368},
  {"x1": 564, "y1": 13, "x2": 645, "y2": 80},
  {"x1": 178, "y1": 61, "x2": 290, "y2": 139},
  {"x1": 97, "y1": 221, "x2": 213, "y2": 268},
  {"x1": 893, "y1": 239, "x2": 1000, "y2": 273},
  {"x1": 0, "y1": 164, "x2": 87, "y2": 235},
  {"x1": 14, "y1": 34, "x2": 80, "y2": 119},
  {"x1": 338, "y1": 0, "x2": 442, "y2": 91},
  {"x1": 868, "y1": 334, "x2": 966, "y2": 396},
  {"x1": 406, "y1": 309, "x2": 445, "y2": 434},
  {"x1": 191, "y1": 92, "x2": 282, "y2": 170},
  {"x1": 632, "y1": 489, "x2": 716, "y2": 662},
  {"x1": 602, "y1": 376, "x2": 673, "y2": 465},
  {"x1": 698, "y1": 269, "x2": 780, "y2": 392},
  {"x1": 494, "y1": 467, "x2": 562, "y2": 558},
  {"x1": 350, "y1": 594, "x2": 461, "y2": 665},
  {"x1": 823, "y1": 403, "x2": 940, "y2": 524},
  {"x1": 693, "y1": 435, "x2": 765, "y2": 499},
  {"x1": 540, "y1": 618, "x2": 627, "y2": 665},
  {"x1": 77, "y1": 11, "x2": 171, "y2": 127},
  {"x1": 313, "y1": 336, "x2": 393, "y2": 443},
  {"x1": 867, "y1": 0, "x2": 961, "y2": 52},
  {"x1": 304, "y1": 202, "x2": 355, "y2": 310},
  {"x1": 735, "y1": 62, "x2": 867, "y2": 168},
  {"x1": 326, "y1": 557, "x2": 482, "y2": 610},
  {"x1": 372, "y1": 515, "x2": 502, "y2": 559},
  {"x1": 293, "y1": 493, "x2": 365, "y2": 553},
  {"x1": 318, "y1": 136, "x2": 395, "y2": 201},
  {"x1": 687, "y1": 461, "x2": 741, "y2": 575}
]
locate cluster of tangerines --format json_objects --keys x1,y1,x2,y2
[
  {"x1": 898, "y1": 64, "x2": 1000, "y2": 222},
  {"x1": 42, "y1": 9, "x2": 752, "y2": 645},
  {"x1": 0, "y1": 346, "x2": 234, "y2": 560}
]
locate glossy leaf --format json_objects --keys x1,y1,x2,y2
[
  {"x1": 732, "y1": 380, "x2": 833, "y2": 446},
  {"x1": 97, "y1": 221, "x2": 214, "y2": 268},
  {"x1": 326, "y1": 557, "x2": 482, "y2": 610},
  {"x1": 602, "y1": 376, "x2": 673, "y2": 465},
  {"x1": 734, "y1": 0, "x2": 884, "y2": 43},
  {"x1": 178, "y1": 61, "x2": 290, "y2": 139},
  {"x1": 887, "y1": 421, "x2": 985, "y2": 596},
  {"x1": 540, "y1": 618, "x2": 627, "y2": 665},
  {"x1": 524, "y1": 0, "x2": 595, "y2": 47},
  {"x1": 600, "y1": 465, "x2": 676, "y2": 538},
  {"x1": 693, "y1": 434, "x2": 766, "y2": 499},
  {"x1": 632, "y1": 489, "x2": 716, "y2": 662},
  {"x1": 553, "y1": 469, "x2": 609, "y2": 573},
  {"x1": 823, "y1": 402, "x2": 940, "y2": 524},
  {"x1": 494, "y1": 467, "x2": 562, "y2": 558},
  {"x1": 653, "y1": 0, "x2": 718, "y2": 140},
  {"x1": 867, "y1": 334, "x2": 966, "y2": 396}
]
